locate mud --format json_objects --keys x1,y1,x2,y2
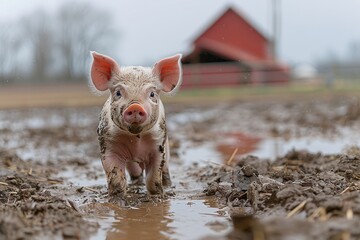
[
  {"x1": 1, "y1": 96, "x2": 360, "y2": 239},
  {"x1": 0, "y1": 148, "x2": 98, "y2": 239},
  {"x1": 197, "y1": 149, "x2": 360, "y2": 239}
]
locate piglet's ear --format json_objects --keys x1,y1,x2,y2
[
  {"x1": 90, "y1": 51, "x2": 120, "y2": 91},
  {"x1": 153, "y1": 54, "x2": 182, "y2": 93}
]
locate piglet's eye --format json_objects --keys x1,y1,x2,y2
[
  {"x1": 116, "y1": 90, "x2": 121, "y2": 97},
  {"x1": 150, "y1": 92, "x2": 155, "y2": 98}
]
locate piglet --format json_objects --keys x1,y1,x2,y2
[{"x1": 90, "y1": 51, "x2": 182, "y2": 197}]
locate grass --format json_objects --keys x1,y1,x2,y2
[
  {"x1": 1, "y1": 81, "x2": 360, "y2": 109},
  {"x1": 164, "y1": 81, "x2": 360, "y2": 104}
]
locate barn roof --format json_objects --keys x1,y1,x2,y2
[
  {"x1": 184, "y1": 7, "x2": 275, "y2": 64},
  {"x1": 193, "y1": 7, "x2": 270, "y2": 45}
]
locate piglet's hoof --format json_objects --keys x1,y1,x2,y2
[
  {"x1": 162, "y1": 172, "x2": 172, "y2": 188},
  {"x1": 107, "y1": 167, "x2": 127, "y2": 194},
  {"x1": 147, "y1": 181, "x2": 164, "y2": 196},
  {"x1": 108, "y1": 181, "x2": 126, "y2": 205}
]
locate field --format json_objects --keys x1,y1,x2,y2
[
  {"x1": 0, "y1": 82, "x2": 360, "y2": 239},
  {"x1": 2, "y1": 81, "x2": 360, "y2": 108}
]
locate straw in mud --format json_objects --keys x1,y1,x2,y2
[
  {"x1": 340, "y1": 186, "x2": 350, "y2": 195},
  {"x1": 227, "y1": 147, "x2": 238, "y2": 165},
  {"x1": 308, "y1": 207, "x2": 328, "y2": 221},
  {"x1": 286, "y1": 199, "x2": 308, "y2": 218}
]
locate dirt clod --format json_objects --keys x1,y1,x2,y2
[{"x1": 198, "y1": 149, "x2": 360, "y2": 239}]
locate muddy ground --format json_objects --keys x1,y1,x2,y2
[{"x1": 1, "y1": 96, "x2": 360, "y2": 239}]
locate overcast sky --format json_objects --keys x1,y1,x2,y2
[{"x1": 1, "y1": 0, "x2": 360, "y2": 66}]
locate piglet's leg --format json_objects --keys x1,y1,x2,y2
[
  {"x1": 102, "y1": 151, "x2": 127, "y2": 196},
  {"x1": 127, "y1": 162, "x2": 144, "y2": 185},
  {"x1": 161, "y1": 161, "x2": 171, "y2": 188},
  {"x1": 161, "y1": 140, "x2": 172, "y2": 188},
  {"x1": 145, "y1": 156, "x2": 163, "y2": 195}
]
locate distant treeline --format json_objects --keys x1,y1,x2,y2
[{"x1": 0, "y1": 2, "x2": 118, "y2": 83}]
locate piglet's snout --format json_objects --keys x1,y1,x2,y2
[{"x1": 123, "y1": 103, "x2": 147, "y2": 125}]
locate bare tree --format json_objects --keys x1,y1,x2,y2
[
  {"x1": 0, "y1": 23, "x2": 24, "y2": 82},
  {"x1": 0, "y1": 2, "x2": 118, "y2": 83},
  {"x1": 56, "y1": 2, "x2": 117, "y2": 80},
  {"x1": 0, "y1": 25, "x2": 12, "y2": 81},
  {"x1": 20, "y1": 10, "x2": 54, "y2": 82},
  {"x1": 348, "y1": 41, "x2": 360, "y2": 64}
]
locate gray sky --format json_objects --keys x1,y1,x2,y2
[{"x1": 1, "y1": 0, "x2": 360, "y2": 66}]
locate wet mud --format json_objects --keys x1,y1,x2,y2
[
  {"x1": 0, "y1": 148, "x2": 98, "y2": 239},
  {"x1": 197, "y1": 149, "x2": 360, "y2": 239},
  {"x1": 1, "y1": 96, "x2": 360, "y2": 239}
]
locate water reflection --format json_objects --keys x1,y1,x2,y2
[
  {"x1": 216, "y1": 132, "x2": 262, "y2": 159},
  {"x1": 87, "y1": 199, "x2": 230, "y2": 240},
  {"x1": 215, "y1": 130, "x2": 360, "y2": 161},
  {"x1": 107, "y1": 201, "x2": 173, "y2": 240},
  {"x1": 252, "y1": 135, "x2": 360, "y2": 159}
]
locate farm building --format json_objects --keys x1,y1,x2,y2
[{"x1": 182, "y1": 7, "x2": 289, "y2": 88}]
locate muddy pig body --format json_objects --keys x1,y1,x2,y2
[{"x1": 90, "y1": 51, "x2": 182, "y2": 196}]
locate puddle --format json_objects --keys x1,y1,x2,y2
[
  {"x1": 86, "y1": 199, "x2": 230, "y2": 240},
  {"x1": 216, "y1": 132, "x2": 262, "y2": 158},
  {"x1": 178, "y1": 140, "x2": 222, "y2": 166},
  {"x1": 167, "y1": 109, "x2": 218, "y2": 130},
  {"x1": 169, "y1": 104, "x2": 360, "y2": 162},
  {"x1": 169, "y1": 109, "x2": 224, "y2": 166},
  {"x1": 214, "y1": 129, "x2": 360, "y2": 161},
  {"x1": 58, "y1": 160, "x2": 106, "y2": 187},
  {"x1": 253, "y1": 135, "x2": 360, "y2": 159},
  {"x1": 174, "y1": 127, "x2": 360, "y2": 165},
  {"x1": 0, "y1": 108, "x2": 96, "y2": 131}
]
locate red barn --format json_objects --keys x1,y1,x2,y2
[{"x1": 182, "y1": 7, "x2": 288, "y2": 88}]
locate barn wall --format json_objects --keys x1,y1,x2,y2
[{"x1": 182, "y1": 63, "x2": 289, "y2": 89}]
